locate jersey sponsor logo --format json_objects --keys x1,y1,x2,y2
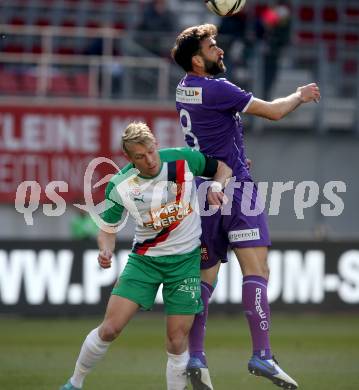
[
  {"x1": 144, "y1": 200, "x2": 193, "y2": 230},
  {"x1": 133, "y1": 195, "x2": 145, "y2": 203},
  {"x1": 176, "y1": 87, "x2": 203, "y2": 104},
  {"x1": 228, "y1": 228, "x2": 260, "y2": 242}
]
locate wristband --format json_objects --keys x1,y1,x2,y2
[{"x1": 210, "y1": 181, "x2": 223, "y2": 193}]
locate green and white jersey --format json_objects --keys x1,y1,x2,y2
[{"x1": 102, "y1": 148, "x2": 207, "y2": 256}]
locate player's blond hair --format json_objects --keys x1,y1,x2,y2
[
  {"x1": 172, "y1": 24, "x2": 218, "y2": 72},
  {"x1": 121, "y1": 122, "x2": 156, "y2": 153}
]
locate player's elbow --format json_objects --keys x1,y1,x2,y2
[{"x1": 268, "y1": 111, "x2": 283, "y2": 121}]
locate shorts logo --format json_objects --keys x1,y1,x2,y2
[
  {"x1": 228, "y1": 228, "x2": 260, "y2": 242},
  {"x1": 176, "y1": 87, "x2": 202, "y2": 104},
  {"x1": 201, "y1": 247, "x2": 209, "y2": 261},
  {"x1": 178, "y1": 277, "x2": 200, "y2": 298}
]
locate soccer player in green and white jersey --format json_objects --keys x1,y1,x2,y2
[{"x1": 60, "y1": 122, "x2": 232, "y2": 390}]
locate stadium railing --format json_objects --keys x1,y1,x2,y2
[
  {"x1": 0, "y1": 24, "x2": 170, "y2": 101},
  {"x1": 0, "y1": 23, "x2": 358, "y2": 133}
]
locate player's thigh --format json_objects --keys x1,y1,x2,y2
[
  {"x1": 100, "y1": 295, "x2": 139, "y2": 340},
  {"x1": 200, "y1": 260, "x2": 221, "y2": 285},
  {"x1": 112, "y1": 254, "x2": 161, "y2": 311},
  {"x1": 233, "y1": 246, "x2": 269, "y2": 277}
]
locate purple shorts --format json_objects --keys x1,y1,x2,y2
[{"x1": 198, "y1": 178, "x2": 271, "y2": 270}]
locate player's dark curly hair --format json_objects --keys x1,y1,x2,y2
[{"x1": 171, "y1": 24, "x2": 217, "y2": 72}]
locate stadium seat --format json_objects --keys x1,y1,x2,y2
[
  {"x1": 31, "y1": 44, "x2": 43, "y2": 54},
  {"x1": 345, "y1": 6, "x2": 359, "y2": 21},
  {"x1": 9, "y1": 16, "x2": 25, "y2": 26},
  {"x1": 343, "y1": 32, "x2": 359, "y2": 46},
  {"x1": 34, "y1": 17, "x2": 50, "y2": 27},
  {"x1": 72, "y1": 73, "x2": 90, "y2": 97},
  {"x1": 322, "y1": 7, "x2": 338, "y2": 23},
  {"x1": 21, "y1": 73, "x2": 38, "y2": 94},
  {"x1": 343, "y1": 59, "x2": 358, "y2": 75},
  {"x1": 298, "y1": 6, "x2": 315, "y2": 22},
  {"x1": 86, "y1": 20, "x2": 101, "y2": 29},
  {"x1": 296, "y1": 31, "x2": 317, "y2": 43},
  {"x1": 321, "y1": 31, "x2": 338, "y2": 42},
  {"x1": 113, "y1": 21, "x2": 125, "y2": 31},
  {"x1": 0, "y1": 71, "x2": 19, "y2": 94},
  {"x1": 61, "y1": 19, "x2": 76, "y2": 28},
  {"x1": 47, "y1": 73, "x2": 72, "y2": 96},
  {"x1": 2, "y1": 42, "x2": 25, "y2": 53},
  {"x1": 56, "y1": 46, "x2": 76, "y2": 55}
]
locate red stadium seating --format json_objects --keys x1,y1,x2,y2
[
  {"x1": 34, "y1": 17, "x2": 50, "y2": 27},
  {"x1": 343, "y1": 32, "x2": 359, "y2": 46},
  {"x1": 47, "y1": 74, "x2": 72, "y2": 96},
  {"x1": 322, "y1": 7, "x2": 338, "y2": 23},
  {"x1": 9, "y1": 16, "x2": 25, "y2": 26},
  {"x1": 346, "y1": 6, "x2": 359, "y2": 21},
  {"x1": 343, "y1": 59, "x2": 358, "y2": 75},
  {"x1": 86, "y1": 20, "x2": 101, "y2": 29},
  {"x1": 21, "y1": 73, "x2": 38, "y2": 94},
  {"x1": 72, "y1": 73, "x2": 90, "y2": 97},
  {"x1": 0, "y1": 71, "x2": 19, "y2": 94},
  {"x1": 299, "y1": 6, "x2": 315, "y2": 22},
  {"x1": 296, "y1": 31, "x2": 316, "y2": 43}
]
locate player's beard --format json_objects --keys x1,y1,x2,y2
[{"x1": 203, "y1": 58, "x2": 226, "y2": 76}]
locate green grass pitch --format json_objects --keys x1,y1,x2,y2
[{"x1": 0, "y1": 313, "x2": 358, "y2": 389}]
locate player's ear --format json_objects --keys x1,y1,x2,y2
[
  {"x1": 123, "y1": 151, "x2": 131, "y2": 162},
  {"x1": 192, "y1": 54, "x2": 203, "y2": 69}
]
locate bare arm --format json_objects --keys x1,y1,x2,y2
[
  {"x1": 97, "y1": 229, "x2": 117, "y2": 269},
  {"x1": 246, "y1": 83, "x2": 321, "y2": 121},
  {"x1": 207, "y1": 160, "x2": 232, "y2": 207},
  {"x1": 212, "y1": 160, "x2": 232, "y2": 189}
]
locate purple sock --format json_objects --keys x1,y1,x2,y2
[
  {"x1": 242, "y1": 275, "x2": 272, "y2": 360},
  {"x1": 189, "y1": 281, "x2": 214, "y2": 366}
]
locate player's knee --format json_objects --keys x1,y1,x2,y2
[
  {"x1": 98, "y1": 321, "x2": 123, "y2": 342},
  {"x1": 167, "y1": 330, "x2": 188, "y2": 354}
]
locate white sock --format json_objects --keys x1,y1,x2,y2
[
  {"x1": 70, "y1": 327, "x2": 111, "y2": 388},
  {"x1": 166, "y1": 350, "x2": 189, "y2": 390}
]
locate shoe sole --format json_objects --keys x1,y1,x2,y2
[
  {"x1": 248, "y1": 366, "x2": 298, "y2": 390},
  {"x1": 186, "y1": 368, "x2": 213, "y2": 390}
]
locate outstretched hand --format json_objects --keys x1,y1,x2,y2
[
  {"x1": 297, "y1": 83, "x2": 321, "y2": 103},
  {"x1": 98, "y1": 249, "x2": 113, "y2": 269}
]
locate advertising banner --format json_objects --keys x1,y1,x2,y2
[
  {"x1": 0, "y1": 240, "x2": 358, "y2": 315},
  {"x1": 0, "y1": 105, "x2": 181, "y2": 202}
]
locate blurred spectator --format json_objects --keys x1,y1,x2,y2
[
  {"x1": 218, "y1": 11, "x2": 248, "y2": 78},
  {"x1": 256, "y1": 0, "x2": 292, "y2": 99},
  {"x1": 138, "y1": 0, "x2": 176, "y2": 33},
  {"x1": 136, "y1": 0, "x2": 177, "y2": 57},
  {"x1": 83, "y1": 36, "x2": 123, "y2": 97},
  {"x1": 70, "y1": 205, "x2": 98, "y2": 240}
]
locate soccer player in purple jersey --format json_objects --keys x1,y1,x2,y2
[{"x1": 171, "y1": 24, "x2": 321, "y2": 390}]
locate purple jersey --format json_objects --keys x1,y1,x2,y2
[{"x1": 176, "y1": 74, "x2": 254, "y2": 180}]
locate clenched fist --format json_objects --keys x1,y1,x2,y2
[
  {"x1": 297, "y1": 83, "x2": 321, "y2": 103},
  {"x1": 98, "y1": 249, "x2": 113, "y2": 269}
]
